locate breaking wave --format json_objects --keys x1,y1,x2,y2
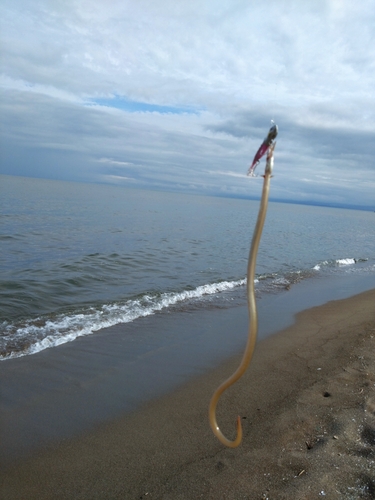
[
  {"x1": 1, "y1": 255, "x2": 372, "y2": 361},
  {"x1": 312, "y1": 257, "x2": 367, "y2": 271},
  {"x1": 0, "y1": 278, "x2": 246, "y2": 360}
]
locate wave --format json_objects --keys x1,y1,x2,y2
[
  {"x1": 1, "y1": 255, "x2": 373, "y2": 361},
  {"x1": 0, "y1": 278, "x2": 247, "y2": 361},
  {"x1": 312, "y1": 257, "x2": 368, "y2": 271}
]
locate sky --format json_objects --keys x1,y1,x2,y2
[{"x1": 1, "y1": 0, "x2": 375, "y2": 209}]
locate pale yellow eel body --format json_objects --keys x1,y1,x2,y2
[{"x1": 209, "y1": 142, "x2": 276, "y2": 447}]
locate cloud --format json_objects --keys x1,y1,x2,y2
[{"x1": 1, "y1": 0, "x2": 375, "y2": 209}]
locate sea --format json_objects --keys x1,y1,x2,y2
[{"x1": 1, "y1": 174, "x2": 375, "y2": 362}]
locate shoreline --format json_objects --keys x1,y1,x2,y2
[
  {"x1": 1, "y1": 272, "x2": 374, "y2": 467},
  {"x1": 1, "y1": 288, "x2": 375, "y2": 498}
]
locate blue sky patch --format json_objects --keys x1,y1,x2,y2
[{"x1": 89, "y1": 96, "x2": 198, "y2": 115}]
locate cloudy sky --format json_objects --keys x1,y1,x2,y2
[{"x1": 1, "y1": 0, "x2": 375, "y2": 209}]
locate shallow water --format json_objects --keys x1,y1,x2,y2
[{"x1": 1, "y1": 174, "x2": 374, "y2": 359}]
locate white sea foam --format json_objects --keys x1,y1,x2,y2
[
  {"x1": 336, "y1": 258, "x2": 355, "y2": 266},
  {"x1": 313, "y1": 260, "x2": 328, "y2": 271},
  {"x1": 1, "y1": 278, "x2": 248, "y2": 361},
  {"x1": 313, "y1": 258, "x2": 359, "y2": 270}
]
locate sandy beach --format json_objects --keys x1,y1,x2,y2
[{"x1": 1, "y1": 289, "x2": 375, "y2": 499}]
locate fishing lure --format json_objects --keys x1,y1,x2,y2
[
  {"x1": 208, "y1": 131, "x2": 277, "y2": 448},
  {"x1": 247, "y1": 121, "x2": 278, "y2": 176}
]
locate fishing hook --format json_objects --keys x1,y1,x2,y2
[{"x1": 208, "y1": 140, "x2": 276, "y2": 448}]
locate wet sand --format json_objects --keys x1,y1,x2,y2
[{"x1": 1, "y1": 289, "x2": 374, "y2": 499}]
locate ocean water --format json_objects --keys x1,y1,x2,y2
[{"x1": 1, "y1": 174, "x2": 374, "y2": 361}]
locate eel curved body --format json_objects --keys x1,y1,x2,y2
[{"x1": 208, "y1": 141, "x2": 276, "y2": 447}]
